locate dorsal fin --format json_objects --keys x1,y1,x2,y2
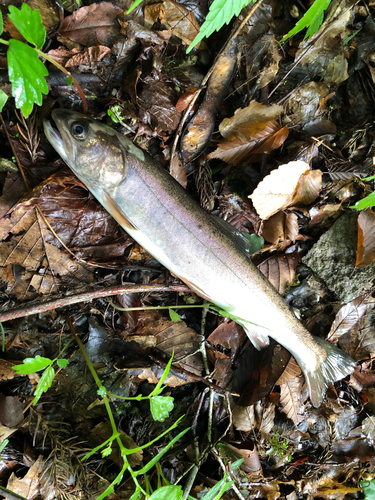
[{"x1": 211, "y1": 215, "x2": 264, "y2": 257}]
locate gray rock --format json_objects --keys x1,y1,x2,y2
[{"x1": 302, "y1": 211, "x2": 375, "y2": 303}]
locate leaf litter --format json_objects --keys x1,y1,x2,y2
[{"x1": 2, "y1": 0, "x2": 375, "y2": 498}]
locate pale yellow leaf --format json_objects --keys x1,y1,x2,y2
[{"x1": 249, "y1": 161, "x2": 309, "y2": 220}]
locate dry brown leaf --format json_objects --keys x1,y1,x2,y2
[
  {"x1": 309, "y1": 203, "x2": 342, "y2": 228},
  {"x1": 249, "y1": 161, "x2": 316, "y2": 220},
  {"x1": 48, "y1": 46, "x2": 80, "y2": 65},
  {"x1": 363, "y1": 415, "x2": 375, "y2": 441},
  {"x1": 261, "y1": 212, "x2": 300, "y2": 251},
  {"x1": 356, "y1": 209, "x2": 375, "y2": 267},
  {"x1": 223, "y1": 442, "x2": 263, "y2": 475},
  {"x1": 127, "y1": 319, "x2": 203, "y2": 385},
  {"x1": 327, "y1": 296, "x2": 375, "y2": 344},
  {"x1": 8, "y1": 456, "x2": 44, "y2": 500},
  {"x1": 291, "y1": 169, "x2": 322, "y2": 206},
  {"x1": 258, "y1": 253, "x2": 300, "y2": 295},
  {"x1": 232, "y1": 404, "x2": 256, "y2": 432},
  {"x1": 258, "y1": 401, "x2": 275, "y2": 434},
  {"x1": 276, "y1": 356, "x2": 302, "y2": 385},
  {"x1": 208, "y1": 121, "x2": 288, "y2": 166},
  {"x1": 279, "y1": 375, "x2": 305, "y2": 425},
  {"x1": 219, "y1": 101, "x2": 283, "y2": 138},
  {"x1": 170, "y1": 155, "x2": 188, "y2": 188},
  {"x1": 65, "y1": 45, "x2": 111, "y2": 67}
]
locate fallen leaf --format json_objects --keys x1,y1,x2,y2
[
  {"x1": 58, "y1": 3, "x2": 122, "y2": 47},
  {"x1": 279, "y1": 375, "x2": 305, "y2": 425},
  {"x1": 327, "y1": 296, "x2": 375, "y2": 344},
  {"x1": 219, "y1": 101, "x2": 283, "y2": 138},
  {"x1": 170, "y1": 155, "x2": 188, "y2": 188},
  {"x1": 8, "y1": 456, "x2": 44, "y2": 500},
  {"x1": 65, "y1": 45, "x2": 112, "y2": 67},
  {"x1": 261, "y1": 212, "x2": 300, "y2": 251},
  {"x1": 249, "y1": 161, "x2": 320, "y2": 220},
  {"x1": 356, "y1": 209, "x2": 375, "y2": 267},
  {"x1": 208, "y1": 121, "x2": 288, "y2": 166},
  {"x1": 258, "y1": 253, "x2": 300, "y2": 294}
]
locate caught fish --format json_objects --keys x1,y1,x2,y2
[{"x1": 44, "y1": 109, "x2": 356, "y2": 407}]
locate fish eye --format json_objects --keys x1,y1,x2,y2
[{"x1": 71, "y1": 121, "x2": 88, "y2": 140}]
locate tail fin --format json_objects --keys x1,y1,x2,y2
[{"x1": 298, "y1": 337, "x2": 356, "y2": 407}]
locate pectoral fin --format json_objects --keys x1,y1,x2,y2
[{"x1": 102, "y1": 191, "x2": 138, "y2": 232}]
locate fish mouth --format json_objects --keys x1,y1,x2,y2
[{"x1": 43, "y1": 116, "x2": 66, "y2": 161}]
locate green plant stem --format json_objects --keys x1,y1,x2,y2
[
  {"x1": 35, "y1": 48, "x2": 87, "y2": 113},
  {"x1": 0, "y1": 38, "x2": 87, "y2": 114}
]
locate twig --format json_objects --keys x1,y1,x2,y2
[{"x1": 0, "y1": 283, "x2": 190, "y2": 323}]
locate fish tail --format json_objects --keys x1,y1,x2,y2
[{"x1": 297, "y1": 337, "x2": 356, "y2": 407}]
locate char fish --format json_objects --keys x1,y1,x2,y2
[{"x1": 44, "y1": 109, "x2": 356, "y2": 407}]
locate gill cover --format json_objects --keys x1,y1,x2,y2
[{"x1": 43, "y1": 109, "x2": 127, "y2": 189}]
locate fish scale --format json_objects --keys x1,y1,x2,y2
[{"x1": 44, "y1": 109, "x2": 356, "y2": 407}]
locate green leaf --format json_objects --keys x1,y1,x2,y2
[
  {"x1": 8, "y1": 4, "x2": 46, "y2": 49},
  {"x1": 242, "y1": 233, "x2": 264, "y2": 254},
  {"x1": 151, "y1": 353, "x2": 174, "y2": 397},
  {"x1": 0, "y1": 89, "x2": 8, "y2": 112},
  {"x1": 362, "y1": 480, "x2": 375, "y2": 500},
  {"x1": 129, "y1": 489, "x2": 142, "y2": 500},
  {"x1": 0, "y1": 438, "x2": 9, "y2": 456},
  {"x1": 7, "y1": 39, "x2": 48, "y2": 118},
  {"x1": 150, "y1": 396, "x2": 174, "y2": 422},
  {"x1": 134, "y1": 426, "x2": 190, "y2": 476},
  {"x1": 282, "y1": 0, "x2": 331, "y2": 42},
  {"x1": 200, "y1": 477, "x2": 235, "y2": 500},
  {"x1": 66, "y1": 76, "x2": 73, "y2": 85},
  {"x1": 0, "y1": 11, "x2": 3, "y2": 37},
  {"x1": 186, "y1": 0, "x2": 254, "y2": 53},
  {"x1": 127, "y1": 0, "x2": 144, "y2": 15},
  {"x1": 231, "y1": 458, "x2": 244, "y2": 470},
  {"x1": 33, "y1": 366, "x2": 55, "y2": 404},
  {"x1": 13, "y1": 355, "x2": 53, "y2": 375},
  {"x1": 351, "y1": 192, "x2": 375, "y2": 210},
  {"x1": 362, "y1": 175, "x2": 375, "y2": 182},
  {"x1": 56, "y1": 358, "x2": 69, "y2": 369},
  {"x1": 169, "y1": 309, "x2": 181, "y2": 322},
  {"x1": 149, "y1": 485, "x2": 183, "y2": 499}
]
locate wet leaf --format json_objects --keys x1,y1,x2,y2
[
  {"x1": 7, "y1": 39, "x2": 48, "y2": 118},
  {"x1": 13, "y1": 355, "x2": 52, "y2": 375},
  {"x1": 356, "y1": 209, "x2": 375, "y2": 267},
  {"x1": 8, "y1": 4, "x2": 46, "y2": 49},
  {"x1": 59, "y1": 3, "x2": 122, "y2": 47}
]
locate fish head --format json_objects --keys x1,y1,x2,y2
[{"x1": 43, "y1": 109, "x2": 127, "y2": 189}]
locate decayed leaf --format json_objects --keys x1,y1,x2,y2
[
  {"x1": 290, "y1": 169, "x2": 322, "y2": 206},
  {"x1": 208, "y1": 121, "x2": 288, "y2": 166},
  {"x1": 276, "y1": 356, "x2": 302, "y2": 386},
  {"x1": 279, "y1": 376, "x2": 305, "y2": 425},
  {"x1": 258, "y1": 253, "x2": 300, "y2": 295},
  {"x1": 145, "y1": 0, "x2": 200, "y2": 46},
  {"x1": 362, "y1": 415, "x2": 375, "y2": 442},
  {"x1": 309, "y1": 203, "x2": 342, "y2": 228},
  {"x1": 327, "y1": 296, "x2": 375, "y2": 344},
  {"x1": 65, "y1": 45, "x2": 112, "y2": 67},
  {"x1": 222, "y1": 442, "x2": 263, "y2": 475},
  {"x1": 261, "y1": 212, "x2": 301, "y2": 251},
  {"x1": 356, "y1": 209, "x2": 375, "y2": 267},
  {"x1": 232, "y1": 405, "x2": 256, "y2": 432},
  {"x1": 170, "y1": 155, "x2": 188, "y2": 188},
  {"x1": 249, "y1": 161, "x2": 321, "y2": 220},
  {"x1": 258, "y1": 401, "x2": 275, "y2": 434},
  {"x1": 8, "y1": 456, "x2": 44, "y2": 500},
  {"x1": 138, "y1": 80, "x2": 181, "y2": 132},
  {"x1": 127, "y1": 319, "x2": 203, "y2": 385},
  {"x1": 58, "y1": 2, "x2": 122, "y2": 47},
  {"x1": 219, "y1": 101, "x2": 283, "y2": 138},
  {"x1": 0, "y1": 395, "x2": 26, "y2": 427}
]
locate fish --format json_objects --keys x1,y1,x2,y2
[{"x1": 44, "y1": 109, "x2": 356, "y2": 407}]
